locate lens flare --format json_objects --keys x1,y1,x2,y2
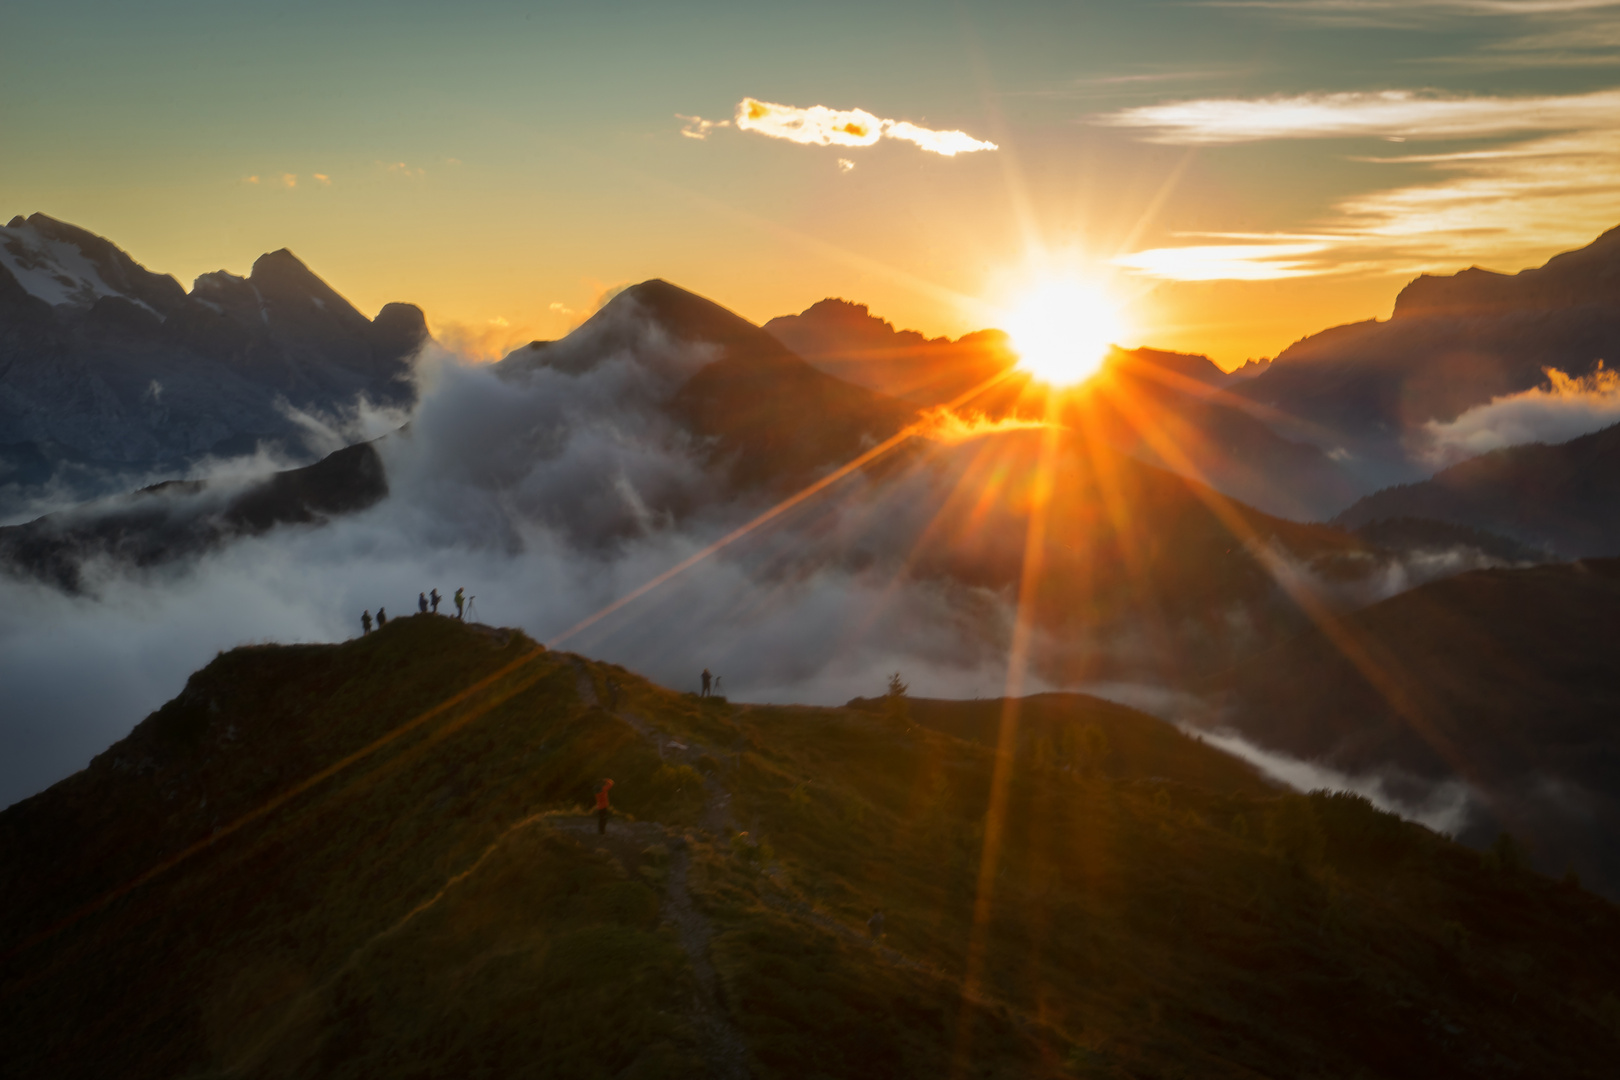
[{"x1": 1004, "y1": 278, "x2": 1128, "y2": 387}]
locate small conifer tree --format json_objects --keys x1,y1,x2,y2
[{"x1": 884, "y1": 671, "x2": 911, "y2": 727}]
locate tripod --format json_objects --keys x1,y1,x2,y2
[{"x1": 463, "y1": 595, "x2": 480, "y2": 624}]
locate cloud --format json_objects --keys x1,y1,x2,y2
[
  {"x1": 1098, "y1": 88, "x2": 1620, "y2": 144},
  {"x1": 428, "y1": 317, "x2": 533, "y2": 363},
  {"x1": 1113, "y1": 239, "x2": 1332, "y2": 280},
  {"x1": 837, "y1": 158, "x2": 855, "y2": 173},
  {"x1": 675, "y1": 113, "x2": 730, "y2": 140},
  {"x1": 313, "y1": 173, "x2": 331, "y2": 185},
  {"x1": 1186, "y1": 724, "x2": 1482, "y2": 835},
  {"x1": 243, "y1": 175, "x2": 260, "y2": 185},
  {"x1": 1103, "y1": 88, "x2": 1620, "y2": 280},
  {"x1": 1421, "y1": 364, "x2": 1620, "y2": 462},
  {"x1": 1205, "y1": 0, "x2": 1620, "y2": 28},
  {"x1": 279, "y1": 173, "x2": 298, "y2": 188},
  {"x1": 382, "y1": 161, "x2": 425, "y2": 178},
  {"x1": 0, "y1": 313, "x2": 1028, "y2": 807},
  {"x1": 734, "y1": 98, "x2": 997, "y2": 157}
]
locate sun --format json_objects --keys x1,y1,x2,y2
[{"x1": 1003, "y1": 278, "x2": 1128, "y2": 387}]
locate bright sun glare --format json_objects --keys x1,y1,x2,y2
[{"x1": 1004, "y1": 278, "x2": 1128, "y2": 387}]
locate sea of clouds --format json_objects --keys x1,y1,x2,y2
[
  {"x1": 0, "y1": 303, "x2": 1523, "y2": 819},
  {"x1": 0, "y1": 311, "x2": 1028, "y2": 807}
]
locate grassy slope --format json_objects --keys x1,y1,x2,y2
[{"x1": 3, "y1": 615, "x2": 1619, "y2": 1078}]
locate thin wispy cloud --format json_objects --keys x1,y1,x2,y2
[
  {"x1": 676, "y1": 113, "x2": 730, "y2": 140},
  {"x1": 1099, "y1": 88, "x2": 1620, "y2": 144},
  {"x1": 733, "y1": 98, "x2": 997, "y2": 157},
  {"x1": 1103, "y1": 88, "x2": 1620, "y2": 280},
  {"x1": 1207, "y1": 0, "x2": 1620, "y2": 28},
  {"x1": 1114, "y1": 240, "x2": 1332, "y2": 280}
]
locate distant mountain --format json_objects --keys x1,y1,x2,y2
[
  {"x1": 763, "y1": 298, "x2": 1013, "y2": 407},
  {"x1": 500, "y1": 281, "x2": 918, "y2": 497},
  {"x1": 1202, "y1": 559, "x2": 1620, "y2": 894},
  {"x1": 1333, "y1": 421, "x2": 1620, "y2": 558},
  {"x1": 0, "y1": 441, "x2": 387, "y2": 593},
  {"x1": 0, "y1": 213, "x2": 427, "y2": 518},
  {"x1": 7, "y1": 618, "x2": 1620, "y2": 1078},
  {"x1": 766, "y1": 298, "x2": 1358, "y2": 519},
  {"x1": 1236, "y1": 224, "x2": 1620, "y2": 485}
]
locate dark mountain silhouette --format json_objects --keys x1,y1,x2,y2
[
  {"x1": 764, "y1": 298, "x2": 1014, "y2": 406},
  {"x1": 1346, "y1": 516, "x2": 1548, "y2": 565},
  {"x1": 0, "y1": 213, "x2": 427, "y2": 517},
  {"x1": 1334, "y1": 421, "x2": 1620, "y2": 557},
  {"x1": 1236, "y1": 224, "x2": 1620, "y2": 484},
  {"x1": 0, "y1": 441, "x2": 388, "y2": 592},
  {"x1": 1202, "y1": 559, "x2": 1620, "y2": 895},
  {"x1": 766, "y1": 299, "x2": 1359, "y2": 518},
  {"x1": 5, "y1": 616, "x2": 1619, "y2": 1078}
]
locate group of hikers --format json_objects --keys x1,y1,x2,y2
[{"x1": 360, "y1": 587, "x2": 468, "y2": 635}]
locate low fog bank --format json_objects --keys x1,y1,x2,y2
[
  {"x1": 0, "y1": 307, "x2": 1543, "y2": 810},
  {"x1": 1420, "y1": 366, "x2": 1620, "y2": 466},
  {"x1": 1082, "y1": 681, "x2": 1482, "y2": 837}
]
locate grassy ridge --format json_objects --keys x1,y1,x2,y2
[{"x1": 4, "y1": 615, "x2": 1620, "y2": 1078}]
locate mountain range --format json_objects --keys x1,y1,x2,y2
[
  {"x1": 1234, "y1": 224, "x2": 1620, "y2": 488},
  {"x1": 0, "y1": 213, "x2": 427, "y2": 520}
]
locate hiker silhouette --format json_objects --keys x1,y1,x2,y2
[
  {"x1": 418, "y1": 592, "x2": 428, "y2": 614},
  {"x1": 361, "y1": 610, "x2": 372, "y2": 635},
  {"x1": 701, "y1": 669, "x2": 712, "y2": 697},
  {"x1": 430, "y1": 588, "x2": 441, "y2": 614},
  {"x1": 595, "y1": 779, "x2": 615, "y2": 834},
  {"x1": 376, "y1": 607, "x2": 388, "y2": 627},
  {"x1": 454, "y1": 587, "x2": 465, "y2": 619}
]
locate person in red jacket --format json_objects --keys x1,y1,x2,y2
[{"x1": 595, "y1": 779, "x2": 615, "y2": 834}]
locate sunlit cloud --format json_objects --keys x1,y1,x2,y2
[
  {"x1": 243, "y1": 175, "x2": 260, "y2": 185},
  {"x1": 837, "y1": 158, "x2": 856, "y2": 173},
  {"x1": 733, "y1": 97, "x2": 997, "y2": 157},
  {"x1": 313, "y1": 173, "x2": 331, "y2": 186},
  {"x1": 382, "y1": 161, "x2": 425, "y2": 178},
  {"x1": 1099, "y1": 88, "x2": 1620, "y2": 144},
  {"x1": 1104, "y1": 88, "x2": 1620, "y2": 279},
  {"x1": 916, "y1": 408, "x2": 1056, "y2": 444},
  {"x1": 430, "y1": 317, "x2": 532, "y2": 363},
  {"x1": 1421, "y1": 365, "x2": 1620, "y2": 464},
  {"x1": 1113, "y1": 240, "x2": 1331, "y2": 281},
  {"x1": 675, "y1": 113, "x2": 730, "y2": 140}
]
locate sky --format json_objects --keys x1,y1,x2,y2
[{"x1": 5, "y1": 0, "x2": 1620, "y2": 367}]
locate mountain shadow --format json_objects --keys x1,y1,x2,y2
[
  {"x1": 1201, "y1": 559, "x2": 1620, "y2": 896},
  {"x1": 1334, "y1": 421, "x2": 1620, "y2": 558}
]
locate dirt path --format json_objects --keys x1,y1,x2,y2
[{"x1": 571, "y1": 660, "x2": 752, "y2": 1078}]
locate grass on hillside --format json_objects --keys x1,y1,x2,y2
[{"x1": 4, "y1": 615, "x2": 1620, "y2": 1079}]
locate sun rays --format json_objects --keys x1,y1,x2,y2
[{"x1": 1003, "y1": 277, "x2": 1131, "y2": 387}]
